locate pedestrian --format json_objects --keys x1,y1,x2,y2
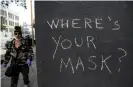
[{"x1": 2, "y1": 26, "x2": 34, "y2": 87}]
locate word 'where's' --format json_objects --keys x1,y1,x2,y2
[{"x1": 47, "y1": 16, "x2": 120, "y2": 30}]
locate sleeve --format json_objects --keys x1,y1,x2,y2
[
  {"x1": 4, "y1": 41, "x2": 12, "y2": 64},
  {"x1": 27, "y1": 46, "x2": 34, "y2": 61},
  {"x1": 25, "y1": 39, "x2": 34, "y2": 61}
]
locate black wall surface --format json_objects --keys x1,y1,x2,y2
[{"x1": 35, "y1": 1, "x2": 133, "y2": 87}]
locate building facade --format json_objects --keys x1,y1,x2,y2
[
  {"x1": 0, "y1": 7, "x2": 20, "y2": 36},
  {"x1": 0, "y1": 6, "x2": 20, "y2": 48}
]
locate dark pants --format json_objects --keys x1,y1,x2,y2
[{"x1": 10, "y1": 64, "x2": 30, "y2": 87}]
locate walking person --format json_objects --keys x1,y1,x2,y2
[{"x1": 2, "y1": 26, "x2": 34, "y2": 87}]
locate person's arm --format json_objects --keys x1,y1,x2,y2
[
  {"x1": 3, "y1": 41, "x2": 12, "y2": 64},
  {"x1": 27, "y1": 45, "x2": 34, "y2": 61},
  {"x1": 25, "y1": 38, "x2": 34, "y2": 61}
]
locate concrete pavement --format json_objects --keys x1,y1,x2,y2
[{"x1": 0, "y1": 47, "x2": 6, "y2": 60}]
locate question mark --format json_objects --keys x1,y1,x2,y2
[{"x1": 118, "y1": 48, "x2": 127, "y2": 72}]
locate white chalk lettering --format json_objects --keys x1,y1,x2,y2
[
  {"x1": 60, "y1": 57, "x2": 74, "y2": 74},
  {"x1": 61, "y1": 39, "x2": 72, "y2": 49},
  {"x1": 108, "y1": 16, "x2": 112, "y2": 21},
  {"x1": 76, "y1": 57, "x2": 84, "y2": 72},
  {"x1": 61, "y1": 19, "x2": 69, "y2": 28},
  {"x1": 112, "y1": 21, "x2": 120, "y2": 30},
  {"x1": 72, "y1": 19, "x2": 81, "y2": 28},
  {"x1": 101, "y1": 55, "x2": 112, "y2": 74},
  {"x1": 84, "y1": 18, "x2": 92, "y2": 29},
  {"x1": 52, "y1": 36, "x2": 62, "y2": 59},
  {"x1": 47, "y1": 19, "x2": 59, "y2": 29},
  {"x1": 88, "y1": 56, "x2": 97, "y2": 70},
  {"x1": 74, "y1": 37, "x2": 83, "y2": 47},
  {"x1": 118, "y1": 48, "x2": 127, "y2": 72},
  {"x1": 87, "y1": 36, "x2": 96, "y2": 49},
  {"x1": 95, "y1": 18, "x2": 104, "y2": 30}
]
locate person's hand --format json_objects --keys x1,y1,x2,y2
[
  {"x1": 2, "y1": 64, "x2": 7, "y2": 68},
  {"x1": 26, "y1": 59, "x2": 31, "y2": 66}
]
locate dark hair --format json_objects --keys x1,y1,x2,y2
[{"x1": 14, "y1": 26, "x2": 22, "y2": 34}]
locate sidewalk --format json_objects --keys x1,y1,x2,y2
[
  {"x1": 0, "y1": 47, "x2": 6, "y2": 60},
  {"x1": 0, "y1": 38, "x2": 7, "y2": 60}
]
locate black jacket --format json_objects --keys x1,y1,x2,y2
[{"x1": 3, "y1": 37, "x2": 34, "y2": 65}]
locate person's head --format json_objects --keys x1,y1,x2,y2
[{"x1": 14, "y1": 26, "x2": 22, "y2": 39}]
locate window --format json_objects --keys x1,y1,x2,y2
[
  {"x1": 8, "y1": 12, "x2": 12, "y2": 18},
  {"x1": 9, "y1": 21, "x2": 14, "y2": 26},
  {"x1": 11, "y1": 13, "x2": 14, "y2": 19},
  {"x1": 1, "y1": 9, "x2": 4, "y2": 15},
  {"x1": 4, "y1": 11, "x2": 7, "y2": 16},
  {"x1": 2, "y1": 18, "x2": 4, "y2": 24},
  {"x1": 15, "y1": 22, "x2": 19, "y2": 26},
  {"x1": 12, "y1": 15, "x2": 14, "y2": 19},
  {"x1": 12, "y1": 22, "x2": 14, "y2": 26},
  {"x1": 15, "y1": 15, "x2": 19, "y2": 20},
  {"x1": 9, "y1": 21, "x2": 11, "y2": 26},
  {"x1": 1, "y1": 10, "x2": 7, "y2": 16},
  {"x1": 8, "y1": 13, "x2": 14, "y2": 19},
  {"x1": 5, "y1": 20, "x2": 7, "y2": 25},
  {"x1": 9, "y1": 21, "x2": 13, "y2": 26},
  {"x1": 1, "y1": 16, "x2": 7, "y2": 25},
  {"x1": 12, "y1": 21, "x2": 14, "y2": 26}
]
